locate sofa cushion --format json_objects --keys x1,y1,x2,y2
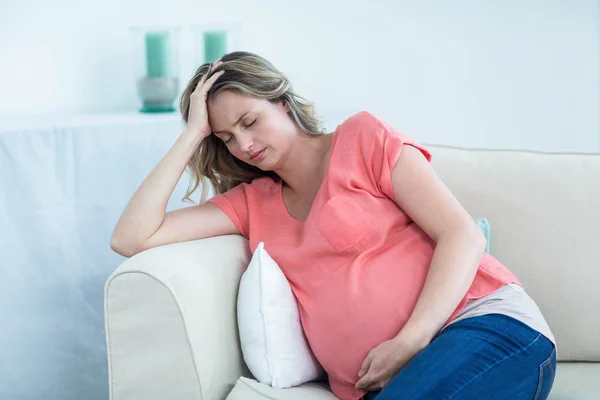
[
  {"x1": 227, "y1": 363, "x2": 600, "y2": 400},
  {"x1": 428, "y1": 145, "x2": 600, "y2": 361},
  {"x1": 226, "y1": 377, "x2": 338, "y2": 400},
  {"x1": 475, "y1": 217, "x2": 491, "y2": 253},
  {"x1": 548, "y1": 362, "x2": 600, "y2": 400},
  {"x1": 237, "y1": 242, "x2": 323, "y2": 389}
]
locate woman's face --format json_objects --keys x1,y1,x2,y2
[{"x1": 207, "y1": 90, "x2": 298, "y2": 170}]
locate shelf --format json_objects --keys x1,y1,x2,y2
[{"x1": 0, "y1": 111, "x2": 184, "y2": 132}]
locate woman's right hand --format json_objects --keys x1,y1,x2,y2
[{"x1": 186, "y1": 60, "x2": 225, "y2": 138}]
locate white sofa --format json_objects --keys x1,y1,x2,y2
[{"x1": 105, "y1": 145, "x2": 600, "y2": 400}]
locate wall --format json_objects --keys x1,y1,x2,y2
[{"x1": 1, "y1": 0, "x2": 598, "y2": 151}]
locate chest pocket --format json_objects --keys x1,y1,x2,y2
[{"x1": 313, "y1": 194, "x2": 380, "y2": 254}]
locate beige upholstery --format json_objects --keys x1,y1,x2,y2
[
  {"x1": 226, "y1": 377, "x2": 337, "y2": 400},
  {"x1": 105, "y1": 145, "x2": 600, "y2": 399},
  {"x1": 549, "y1": 363, "x2": 600, "y2": 400},
  {"x1": 428, "y1": 145, "x2": 600, "y2": 362},
  {"x1": 225, "y1": 363, "x2": 600, "y2": 400},
  {"x1": 105, "y1": 235, "x2": 252, "y2": 400}
]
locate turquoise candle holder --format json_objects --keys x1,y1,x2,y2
[
  {"x1": 192, "y1": 23, "x2": 241, "y2": 64},
  {"x1": 204, "y1": 30, "x2": 228, "y2": 63},
  {"x1": 131, "y1": 26, "x2": 181, "y2": 113},
  {"x1": 145, "y1": 32, "x2": 170, "y2": 78}
]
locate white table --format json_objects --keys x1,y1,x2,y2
[{"x1": 0, "y1": 112, "x2": 197, "y2": 400}]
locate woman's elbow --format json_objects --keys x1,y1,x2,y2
[
  {"x1": 443, "y1": 223, "x2": 487, "y2": 252},
  {"x1": 110, "y1": 235, "x2": 138, "y2": 258},
  {"x1": 469, "y1": 225, "x2": 488, "y2": 253}
]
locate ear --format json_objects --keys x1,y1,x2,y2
[{"x1": 281, "y1": 99, "x2": 289, "y2": 112}]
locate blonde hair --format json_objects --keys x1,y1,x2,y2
[{"x1": 179, "y1": 51, "x2": 324, "y2": 204}]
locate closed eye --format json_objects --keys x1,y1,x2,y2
[{"x1": 221, "y1": 119, "x2": 256, "y2": 144}]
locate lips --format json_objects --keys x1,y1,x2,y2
[{"x1": 250, "y1": 149, "x2": 265, "y2": 160}]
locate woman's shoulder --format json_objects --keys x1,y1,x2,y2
[
  {"x1": 332, "y1": 110, "x2": 395, "y2": 150},
  {"x1": 338, "y1": 110, "x2": 388, "y2": 131},
  {"x1": 335, "y1": 111, "x2": 396, "y2": 144},
  {"x1": 332, "y1": 110, "x2": 431, "y2": 165},
  {"x1": 338, "y1": 110, "x2": 425, "y2": 148}
]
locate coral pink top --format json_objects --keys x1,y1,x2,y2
[{"x1": 208, "y1": 111, "x2": 520, "y2": 400}]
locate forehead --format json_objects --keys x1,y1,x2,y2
[{"x1": 208, "y1": 91, "x2": 263, "y2": 129}]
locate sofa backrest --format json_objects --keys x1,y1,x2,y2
[{"x1": 427, "y1": 144, "x2": 600, "y2": 362}]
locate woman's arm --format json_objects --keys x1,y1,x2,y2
[
  {"x1": 390, "y1": 145, "x2": 487, "y2": 349},
  {"x1": 111, "y1": 65, "x2": 229, "y2": 257},
  {"x1": 110, "y1": 129, "x2": 239, "y2": 258}
]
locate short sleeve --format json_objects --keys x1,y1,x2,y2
[
  {"x1": 348, "y1": 111, "x2": 432, "y2": 200},
  {"x1": 207, "y1": 182, "x2": 250, "y2": 238}
]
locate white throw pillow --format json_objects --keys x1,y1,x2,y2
[{"x1": 237, "y1": 242, "x2": 324, "y2": 389}]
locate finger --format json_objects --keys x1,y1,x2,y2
[
  {"x1": 194, "y1": 70, "x2": 225, "y2": 97},
  {"x1": 364, "y1": 376, "x2": 383, "y2": 392},
  {"x1": 358, "y1": 365, "x2": 367, "y2": 378},
  {"x1": 365, "y1": 382, "x2": 382, "y2": 392},
  {"x1": 364, "y1": 375, "x2": 390, "y2": 392},
  {"x1": 358, "y1": 356, "x2": 372, "y2": 378},
  {"x1": 209, "y1": 61, "x2": 222, "y2": 73},
  {"x1": 202, "y1": 70, "x2": 225, "y2": 91},
  {"x1": 355, "y1": 373, "x2": 373, "y2": 390},
  {"x1": 194, "y1": 66, "x2": 212, "y2": 91},
  {"x1": 193, "y1": 62, "x2": 222, "y2": 93}
]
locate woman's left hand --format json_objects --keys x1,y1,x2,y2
[{"x1": 355, "y1": 336, "x2": 425, "y2": 392}]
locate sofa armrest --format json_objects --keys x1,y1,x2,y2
[{"x1": 104, "y1": 235, "x2": 251, "y2": 400}]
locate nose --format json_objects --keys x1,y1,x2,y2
[{"x1": 236, "y1": 131, "x2": 255, "y2": 153}]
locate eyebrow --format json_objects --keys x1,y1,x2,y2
[{"x1": 213, "y1": 111, "x2": 249, "y2": 134}]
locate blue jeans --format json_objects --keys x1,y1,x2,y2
[{"x1": 364, "y1": 314, "x2": 556, "y2": 400}]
